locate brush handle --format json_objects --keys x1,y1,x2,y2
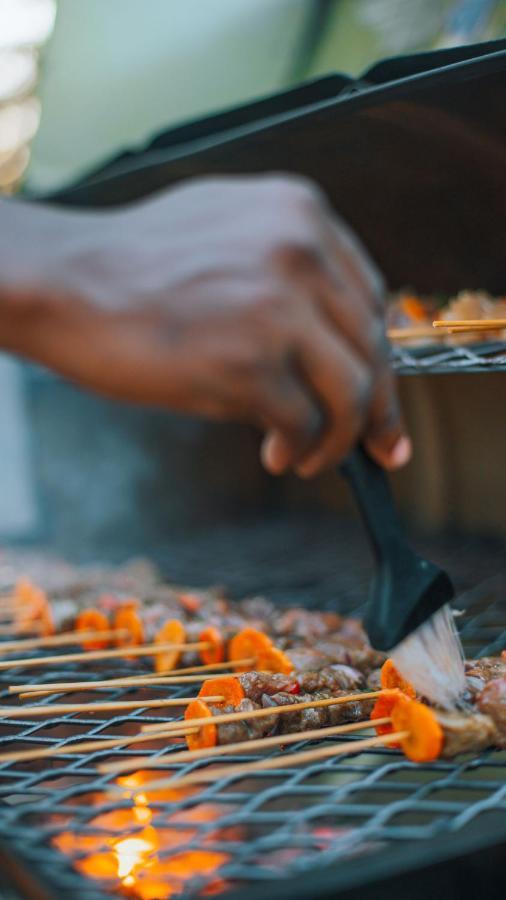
[{"x1": 340, "y1": 446, "x2": 401, "y2": 563}]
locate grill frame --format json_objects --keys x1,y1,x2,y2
[{"x1": 0, "y1": 577, "x2": 503, "y2": 900}]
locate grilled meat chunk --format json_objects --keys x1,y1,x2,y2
[
  {"x1": 465, "y1": 657, "x2": 506, "y2": 684},
  {"x1": 316, "y1": 639, "x2": 385, "y2": 674},
  {"x1": 214, "y1": 699, "x2": 276, "y2": 744},
  {"x1": 238, "y1": 672, "x2": 299, "y2": 704},
  {"x1": 286, "y1": 648, "x2": 335, "y2": 673},
  {"x1": 271, "y1": 608, "x2": 342, "y2": 642},
  {"x1": 476, "y1": 677, "x2": 506, "y2": 747},
  {"x1": 437, "y1": 710, "x2": 497, "y2": 758},
  {"x1": 298, "y1": 665, "x2": 365, "y2": 694},
  {"x1": 367, "y1": 668, "x2": 382, "y2": 691},
  {"x1": 264, "y1": 692, "x2": 328, "y2": 733}
]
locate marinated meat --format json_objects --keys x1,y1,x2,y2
[
  {"x1": 437, "y1": 710, "x2": 497, "y2": 757},
  {"x1": 367, "y1": 668, "x2": 382, "y2": 691},
  {"x1": 238, "y1": 596, "x2": 276, "y2": 621},
  {"x1": 316, "y1": 639, "x2": 385, "y2": 674},
  {"x1": 476, "y1": 677, "x2": 506, "y2": 748},
  {"x1": 298, "y1": 665, "x2": 365, "y2": 694},
  {"x1": 264, "y1": 692, "x2": 328, "y2": 733},
  {"x1": 214, "y1": 699, "x2": 275, "y2": 744},
  {"x1": 286, "y1": 648, "x2": 335, "y2": 673},
  {"x1": 238, "y1": 672, "x2": 298, "y2": 704},
  {"x1": 271, "y1": 608, "x2": 342, "y2": 642},
  {"x1": 465, "y1": 657, "x2": 506, "y2": 683}
]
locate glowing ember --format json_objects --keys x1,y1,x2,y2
[
  {"x1": 114, "y1": 832, "x2": 157, "y2": 880},
  {"x1": 52, "y1": 772, "x2": 233, "y2": 898}
]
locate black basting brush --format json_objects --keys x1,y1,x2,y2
[{"x1": 341, "y1": 447, "x2": 466, "y2": 708}]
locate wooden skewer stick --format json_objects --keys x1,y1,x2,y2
[
  {"x1": 0, "y1": 640, "x2": 209, "y2": 670},
  {"x1": 387, "y1": 326, "x2": 441, "y2": 341},
  {"x1": 16, "y1": 672, "x2": 246, "y2": 700},
  {"x1": 10, "y1": 660, "x2": 256, "y2": 697},
  {"x1": 445, "y1": 326, "x2": 506, "y2": 335},
  {"x1": 116, "y1": 730, "x2": 409, "y2": 792},
  {"x1": 0, "y1": 629, "x2": 130, "y2": 654},
  {"x1": 0, "y1": 695, "x2": 224, "y2": 718},
  {"x1": 0, "y1": 725, "x2": 198, "y2": 765},
  {"x1": 433, "y1": 318, "x2": 506, "y2": 328},
  {"x1": 0, "y1": 623, "x2": 42, "y2": 636},
  {"x1": 100, "y1": 716, "x2": 392, "y2": 775},
  {"x1": 141, "y1": 691, "x2": 383, "y2": 734}
]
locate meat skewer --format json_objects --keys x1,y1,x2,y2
[
  {"x1": 0, "y1": 639, "x2": 210, "y2": 670},
  {"x1": 8, "y1": 665, "x2": 259, "y2": 699},
  {"x1": 0, "y1": 581, "x2": 133, "y2": 649},
  {"x1": 109, "y1": 676, "x2": 506, "y2": 788},
  {"x1": 372, "y1": 688, "x2": 504, "y2": 762},
  {"x1": 0, "y1": 686, "x2": 388, "y2": 766},
  {"x1": 5, "y1": 651, "x2": 395, "y2": 713}
]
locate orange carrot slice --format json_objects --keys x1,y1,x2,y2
[
  {"x1": 400, "y1": 295, "x2": 428, "y2": 322},
  {"x1": 36, "y1": 602, "x2": 55, "y2": 637},
  {"x1": 391, "y1": 695, "x2": 443, "y2": 763},
  {"x1": 198, "y1": 676, "x2": 245, "y2": 707},
  {"x1": 228, "y1": 628, "x2": 273, "y2": 672},
  {"x1": 75, "y1": 609, "x2": 110, "y2": 650},
  {"x1": 199, "y1": 626, "x2": 225, "y2": 665},
  {"x1": 380, "y1": 659, "x2": 416, "y2": 698},
  {"x1": 113, "y1": 606, "x2": 145, "y2": 648},
  {"x1": 184, "y1": 699, "x2": 217, "y2": 751},
  {"x1": 371, "y1": 689, "x2": 403, "y2": 748},
  {"x1": 15, "y1": 581, "x2": 49, "y2": 628},
  {"x1": 154, "y1": 619, "x2": 186, "y2": 673},
  {"x1": 256, "y1": 646, "x2": 294, "y2": 675}
]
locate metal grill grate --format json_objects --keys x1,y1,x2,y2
[
  {"x1": 0, "y1": 578, "x2": 504, "y2": 900},
  {"x1": 391, "y1": 341, "x2": 506, "y2": 375}
]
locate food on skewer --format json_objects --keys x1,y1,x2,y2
[
  {"x1": 3, "y1": 559, "x2": 505, "y2": 772},
  {"x1": 1, "y1": 580, "x2": 122, "y2": 649},
  {"x1": 387, "y1": 289, "x2": 506, "y2": 345},
  {"x1": 387, "y1": 692, "x2": 498, "y2": 761},
  {"x1": 476, "y1": 677, "x2": 506, "y2": 747},
  {"x1": 465, "y1": 656, "x2": 506, "y2": 693},
  {"x1": 373, "y1": 654, "x2": 506, "y2": 758},
  {"x1": 177, "y1": 674, "x2": 379, "y2": 750},
  {"x1": 2, "y1": 577, "x2": 388, "y2": 682}
]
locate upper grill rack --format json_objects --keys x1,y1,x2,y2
[
  {"x1": 391, "y1": 341, "x2": 506, "y2": 375},
  {"x1": 0, "y1": 576, "x2": 504, "y2": 900}
]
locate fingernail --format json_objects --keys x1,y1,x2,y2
[
  {"x1": 387, "y1": 434, "x2": 412, "y2": 469},
  {"x1": 261, "y1": 434, "x2": 289, "y2": 475}
]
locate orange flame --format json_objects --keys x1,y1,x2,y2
[{"x1": 52, "y1": 770, "x2": 234, "y2": 897}]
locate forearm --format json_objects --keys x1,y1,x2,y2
[
  {"x1": 0, "y1": 198, "x2": 59, "y2": 353},
  {"x1": 0, "y1": 198, "x2": 100, "y2": 361}
]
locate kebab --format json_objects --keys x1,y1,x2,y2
[
  {"x1": 0, "y1": 580, "x2": 129, "y2": 650},
  {"x1": 371, "y1": 689, "x2": 503, "y2": 762},
  {"x1": 126, "y1": 674, "x2": 380, "y2": 752},
  {"x1": 106, "y1": 671, "x2": 506, "y2": 786},
  {"x1": 2, "y1": 579, "x2": 369, "y2": 676},
  {"x1": 0, "y1": 581, "x2": 242, "y2": 667}
]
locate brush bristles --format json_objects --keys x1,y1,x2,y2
[{"x1": 391, "y1": 604, "x2": 466, "y2": 709}]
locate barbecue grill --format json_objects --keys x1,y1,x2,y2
[
  {"x1": 2, "y1": 38, "x2": 505, "y2": 900},
  {"x1": 0, "y1": 574, "x2": 503, "y2": 900}
]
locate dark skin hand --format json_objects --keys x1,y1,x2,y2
[{"x1": 0, "y1": 174, "x2": 411, "y2": 476}]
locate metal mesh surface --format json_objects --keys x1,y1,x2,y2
[
  {"x1": 391, "y1": 341, "x2": 506, "y2": 374},
  {"x1": 0, "y1": 578, "x2": 504, "y2": 900}
]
